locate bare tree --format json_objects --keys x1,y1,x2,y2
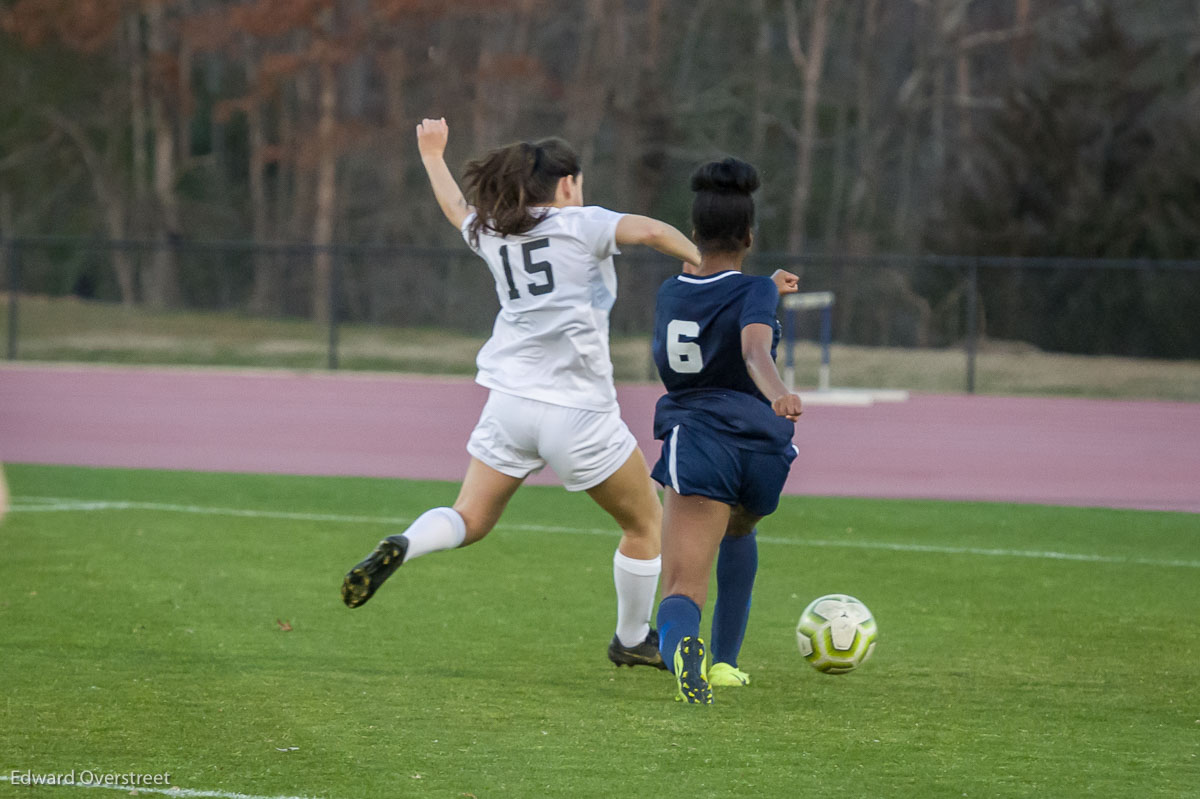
[
  {"x1": 783, "y1": 0, "x2": 832, "y2": 256},
  {"x1": 892, "y1": 3, "x2": 929, "y2": 246},
  {"x1": 144, "y1": 0, "x2": 182, "y2": 308},
  {"x1": 564, "y1": 0, "x2": 613, "y2": 179},
  {"x1": 748, "y1": 0, "x2": 772, "y2": 169},
  {"x1": 311, "y1": 51, "x2": 338, "y2": 323},
  {"x1": 847, "y1": 0, "x2": 882, "y2": 241},
  {"x1": 126, "y1": 9, "x2": 149, "y2": 246},
  {"x1": 821, "y1": 0, "x2": 865, "y2": 250},
  {"x1": 243, "y1": 37, "x2": 276, "y2": 313},
  {"x1": 43, "y1": 107, "x2": 138, "y2": 304}
]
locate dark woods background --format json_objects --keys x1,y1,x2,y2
[{"x1": 2, "y1": 0, "x2": 1198, "y2": 357}]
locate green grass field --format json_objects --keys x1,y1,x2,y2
[{"x1": 2, "y1": 464, "x2": 1198, "y2": 798}]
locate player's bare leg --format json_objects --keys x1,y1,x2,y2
[
  {"x1": 452, "y1": 457, "x2": 526, "y2": 544},
  {"x1": 587, "y1": 447, "x2": 667, "y2": 668},
  {"x1": 660, "y1": 490, "x2": 731, "y2": 608},
  {"x1": 342, "y1": 458, "x2": 523, "y2": 608},
  {"x1": 586, "y1": 447, "x2": 662, "y2": 559}
]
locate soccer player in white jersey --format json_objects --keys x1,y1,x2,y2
[{"x1": 341, "y1": 118, "x2": 702, "y2": 670}]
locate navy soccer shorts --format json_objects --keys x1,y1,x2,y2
[{"x1": 650, "y1": 423, "x2": 798, "y2": 517}]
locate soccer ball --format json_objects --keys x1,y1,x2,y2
[{"x1": 796, "y1": 594, "x2": 877, "y2": 674}]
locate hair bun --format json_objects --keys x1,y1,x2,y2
[{"x1": 690, "y1": 158, "x2": 760, "y2": 195}]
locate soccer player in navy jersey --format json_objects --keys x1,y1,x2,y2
[{"x1": 649, "y1": 157, "x2": 803, "y2": 704}]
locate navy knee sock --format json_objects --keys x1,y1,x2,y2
[
  {"x1": 710, "y1": 530, "x2": 758, "y2": 667},
  {"x1": 656, "y1": 594, "x2": 701, "y2": 674}
]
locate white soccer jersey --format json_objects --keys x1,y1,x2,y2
[{"x1": 461, "y1": 205, "x2": 624, "y2": 412}]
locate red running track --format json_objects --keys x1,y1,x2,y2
[{"x1": 1, "y1": 363, "x2": 1197, "y2": 513}]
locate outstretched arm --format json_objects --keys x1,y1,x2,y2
[
  {"x1": 416, "y1": 118, "x2": 471, "y2": 229},
  {"x1": 615, "y1": 215, "x2": 702, "y2": 267},
  {"x1": 741, "y1": 323, "x2": 803, "y2": 421}
]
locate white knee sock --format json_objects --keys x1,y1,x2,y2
[
  {"x1": 400, "y1": 507, "x2": 467, "y2": 562},
  {"x1": 613, "y1": 549, "x2": 662, "y2": 647}
]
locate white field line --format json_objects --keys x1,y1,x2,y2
[
  {"x1": 11, "y1": 497, "x2": 411, "y2": 526},
  {"x1": 0, "y1": 775, "x2": 325, "y2": 799},
  {"x1": 10, "y1": 496, "x2": 1200, "y2": 570}
]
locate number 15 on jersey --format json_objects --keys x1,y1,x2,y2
[{"x1": 499, "y1": 239, "x2": 555, "y2": 300}]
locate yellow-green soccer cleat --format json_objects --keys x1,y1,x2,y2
[
  {"x1": 673, "y1": 636, "x2": 713, "y2": 704},
  {"x1": 341, "y1": 535, "x2": 408, "y2": 608},
  {"x1": 707, "y1": 662, "x2": 751, "y2": 687}
]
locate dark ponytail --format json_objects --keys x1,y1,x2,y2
[
  {"x1": 463, "y1": 137, "x2": 581, "y2": 247},
  {"x1": 690, "y1": 157, "x2": 759, "y2": 255}
]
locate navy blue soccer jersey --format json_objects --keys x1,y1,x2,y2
[{"x1": 651, "y1": 270, "x2": 794, "y2": 452}]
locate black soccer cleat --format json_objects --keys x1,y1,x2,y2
[
  {"x1": 607, "y1": 628, "x2": 668, "y2": 670},
  {"x1": 341, "y1": 534, "x2": 408, "y2": 609}
]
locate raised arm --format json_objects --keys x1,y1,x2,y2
[
  {"x1": 615, "y1": 215, "x2": 702, "y2": 267},
  {"x1": 416, "y1": 118, "x2": 472, "y2": 230},
  {"x1": 741, "y1": 323, "x2": 803, "y2": 421}
]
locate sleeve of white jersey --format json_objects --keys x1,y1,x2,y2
[
  {"x1": 577, "y1": 206, "x2": 624, "y2": 260},
  {"x1": 459, "y1": 212, "x2": 480, "y2": 253}
]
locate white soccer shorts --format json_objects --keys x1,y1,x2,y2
[{"x1": 466, "y1": 390, "x2": 639, "y2": 492}]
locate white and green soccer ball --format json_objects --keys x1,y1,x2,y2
[{"x1": 796, "y1": 594, "x2": 877, "y2": 674}]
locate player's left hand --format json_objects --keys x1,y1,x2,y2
[
  {"x1": 771, "y1": 269, "x2": 800, "y2": 295},
  {"x1": 416, "y1": 117, "x2": 449, "y2": 160},
  {"x1": 772, "y1": 393, "x2": 803, "y2": 421}
]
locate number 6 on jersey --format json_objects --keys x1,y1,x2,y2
[{"x1": 667, "y1": 319, "x2": 703, "y2": 373}]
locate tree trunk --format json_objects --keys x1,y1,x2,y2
[
  {"x1": 892, "y1": 102, "x2": 920, "y2": 247},
  {"x1": 930, "y1": 0, "x2": 953, "y2": 185},
  {"x1": 45, "y1": 109, "x2": 137, "y2": 305},
  {"x1": 670, "y1": 0, "x2": 714, "y2": 104},
  {"x1": 822, "y1": 0, "x2": 862, "y2": 251},
  {"x1": 1014, "y1": 0, "x2": 1031, "y2": 63},
  {"x1": 633, "y1": 0, "x2": 668, "y2": 213},
  {"x1": 956, "y1": 29, "x2": 973, "y2": 178},
  {"x1": 145, "y1": 0, "x2": 181, "y2": 309},
  {"x1": 822, "y1": 83, "x2": 851, "y2": 251},
  {"x1": 248, "y1": 101, "x2": 275, "y2": 311},
  {"x1": 497, "y1": 0, "x2": 537, "y2": 138},
  {"x1": 311, "y1": 58, "x2": 338, "y2": 323},
  {"x1": 127, "y1": 9, "x2": 148, "y2": 246},
  {"x1": 379, "y1": 44, "x2": 407, "y2": 242},
  {"x1": 287, "y1": 31, "x2": 313, "y2": 241},
  {"x1": 175, "y1": 0, "x2": 193, "y2": 163},
  {"x1": 564, "y1": 0, "x2": 607, "y2": 179},
  {"x1": 244, "y1": 38, "x2": 276, "y2": 315},
  {"x1": 1, "y1": 190, "x2": 11, "y2": 284},
  {"x1": 748, "y1": 0, "x2": 771, "y2": 170},
  {"x1": 609, "y1": 0, "x2": 638, "y2": 210},
  {"x1": 840, "y1": 0, "x2": 882, "y2": 340},
  {"x1": 848, "y1": 0, "x2": 881, "y2": 236},
  {"x1": 784, "y1": 0, "x2": 832, "y2": 256},
  {"x1": 471, "y1": 30, "x2": 499, "y2": 154},
  {"x1": 892, "y1": 2, "x2": 931, "y2": 247}
]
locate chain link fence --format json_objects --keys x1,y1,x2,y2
[{"x1": 3, "y1": 237, "x2": 1199, "y2": 393}]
